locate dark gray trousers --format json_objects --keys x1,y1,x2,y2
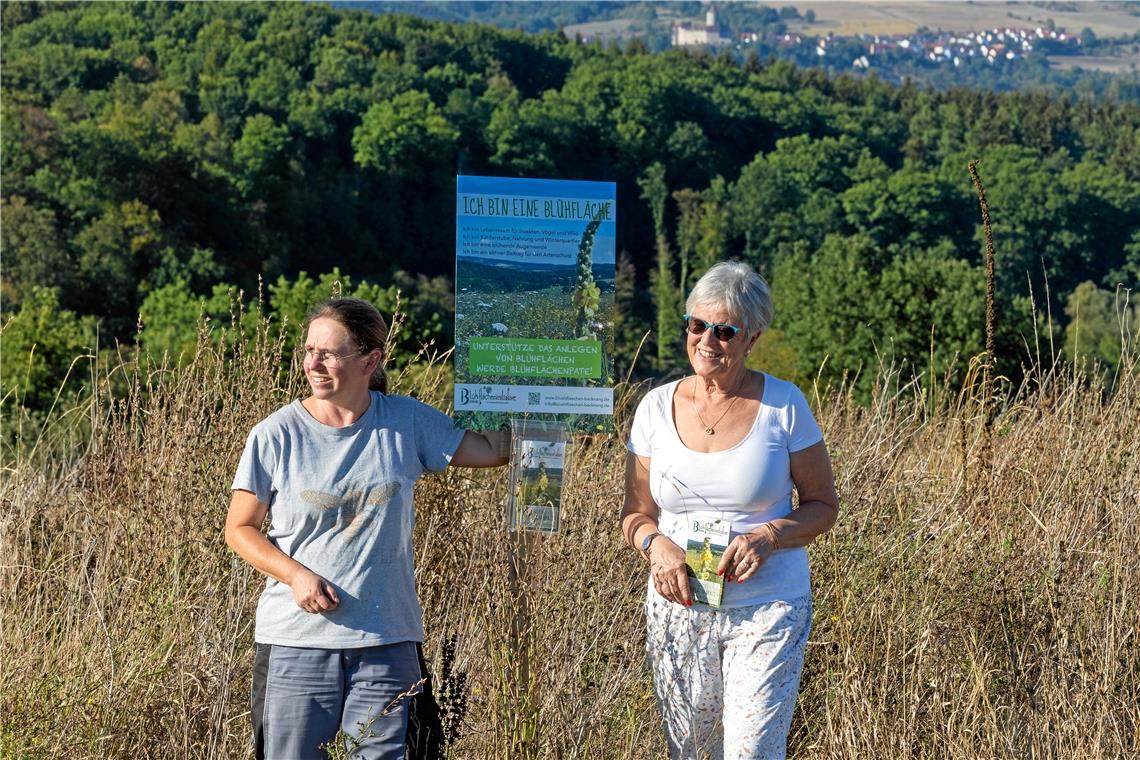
[{"x1": 252, "y1": 641, "x2": 421, "y2": 760}]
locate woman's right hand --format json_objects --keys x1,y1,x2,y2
[
  {"x1": 226, "y1": 490, "x2": 340, "y2": 614},
  {"x1": 648, "y1": 538, "x2": 692, "y2": 607},
  {"x1": 290, "y1": 568, "x2": 340, "y2": 614}
]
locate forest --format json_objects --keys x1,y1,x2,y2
[{"x1": 2, "y1": 0, "x2": 1139, "y2": 432}]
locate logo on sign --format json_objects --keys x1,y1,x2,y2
[{"x1": 459, "y1": 386, "x2": 518, "y2": 405}]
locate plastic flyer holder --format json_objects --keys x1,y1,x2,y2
[{"x1": 506, "y1": 418, "x2": 571, "y2": 535}]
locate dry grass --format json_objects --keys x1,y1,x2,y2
[{"x1": 2, "y1": 314, "x2": 1137, "y2": 758}]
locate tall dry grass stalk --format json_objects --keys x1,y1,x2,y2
[{"x1": 2, "y1": 312, "x2": 1137, "y2": 758}]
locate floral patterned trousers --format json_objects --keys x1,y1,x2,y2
[{"x1": 645, "y1": 589, "x2": 813, "y2": 760}]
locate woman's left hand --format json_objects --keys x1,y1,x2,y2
[{"x1": 717, "y1": 525, "x2": 777, "y2": 583}]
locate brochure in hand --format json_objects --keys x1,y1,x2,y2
[{"x1": 684, "y1": 516, "x2": 730, "y2": 607}]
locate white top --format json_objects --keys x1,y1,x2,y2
[{"x1": 628, "y1": 374, "x2": 823, "y2": 607}]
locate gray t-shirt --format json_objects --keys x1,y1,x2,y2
[{"x1": 232, "y1": 391, "x2": 464, "y2": 648}]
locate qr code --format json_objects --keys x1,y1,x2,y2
[{"x1": 528, "y1": 392, "x2": 541, "y2": 405}]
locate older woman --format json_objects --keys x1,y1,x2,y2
[
  {"x1": 621, "y1": 261, "x2": 838, "y2": 760},
  {"x1": 226, "y1": 297, "x2": 507, "y2": 759}
]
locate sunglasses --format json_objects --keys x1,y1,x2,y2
[{"x1": 683, "y1": 315, "x2": 742, "y2": 342}]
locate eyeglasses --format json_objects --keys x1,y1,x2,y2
[
  {"x1": 298, "y1": 346, "x2": 368, "y2": 367},
  {"x1": 683, "y1": 315, "x2": 742, "y2": 342}
]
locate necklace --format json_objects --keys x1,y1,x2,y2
[{"x1": 690, "y1": 373, "x2": 746, "y2": 435}]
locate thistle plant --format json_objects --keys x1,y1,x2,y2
[{"x1": 573, "y1": 207, "x2": 607, "y2": 339}]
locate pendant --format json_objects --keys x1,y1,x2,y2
[{"x1": 704, "y1": 427, "x2": 714, "y2": 435}]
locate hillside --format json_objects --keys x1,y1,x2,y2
[
  {"x1": 345, "y1": 2, "x2": 1140, "y2": 93},
  {"x1": 2, "y1": 1, "x2": 1138, "y2": 427}
]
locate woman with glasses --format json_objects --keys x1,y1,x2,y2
[
  {"x1": 225, "y1": 297, "x2": 507, "y2": 759},
  {"x1": 621, "y1": 261, "x2": 838, "y2": 760}
]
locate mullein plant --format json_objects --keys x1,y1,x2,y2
[{"x1": 573, "y1": 207, "x2": 607, "y2": 339}]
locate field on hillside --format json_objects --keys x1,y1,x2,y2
[
  {"x1": 563, "y1": 2, "x2": 1140, "y2": 41},
  {"x1": 2, "y1": 317, "x2": 1137, "y2": 758},
  {"x1": 769, "y1": 1, "x2": 1139, "y2": 39},
  {"x1": 1049, "y1": 54, "x2": 1139, "y2": 73}
]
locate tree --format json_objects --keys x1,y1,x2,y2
[
  {"x1": 964, "y1": 146, "x2": 1076, "y2": 301},
  {"x1": 874, "y1": 245, "x2": 985, "y2": 386},
  {"x1": 693, "y1": 176, "x2": 730, "y2": 284},
  {"x1": 1063, "y1": 281, "x2": 1138, "y2": 372},
  {"x1": 4, "y1": 0, "x2": 1139, "y2": 406},
  {"x1": 611, "y1": 250, "x2": 648, "y2": 376},
  {"x1": 731, "y1": 135, "x2": 865, "y2": 267},
  {"x1": 0, "y1": 286, "x2": 97, "y2": 418},
  {"x1": 267, "y1": 268, "x2": 446, "y2": 363},
  {"x1": 673, "y1": 187, "x2": 701, "y2": 292},
  {"x1": 72, "y1": 200, "x2": 165, "y2": 332},
  {"x1": 841, "y1": 167, "x2": 965, "y2": 254},
  {"x1": 137, "y1": 279, "x2": 237, "y2": 361},
  {"x1": 1107, "y1": 229, "x2": 1140, "y2": 288},
  {"x1": 772, "y1": 235, "x2": 986, "y2": 398},
  {"x1": 772, "y1": 235, "x2": 879, "y2": 393},
  {"x1": 0, "y1": 196, "x2": 76, "y2": 306},
  {"x1": 639, "y1": 163, "x2": 679, "y2": 370},
  {"x1": 232, "y1": 113, "x2": 290, "y2": 194},
  {"x1": 352, "y1": 89, "x2": 459, "y2": 176}
]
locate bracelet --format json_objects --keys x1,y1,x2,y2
[{"x1": 762, "y1": 522, "x2": 781, "y2": 551}]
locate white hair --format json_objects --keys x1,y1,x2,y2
[{"x1": 685, "y1": 261, "x2": 772, "y2": 337}]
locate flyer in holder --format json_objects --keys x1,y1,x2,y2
[
  {"x1": 453, "y1": 175, "x2": 616, "y2": 433},
  {"x1": 506, "y1": 419, "x2": 570, "y2": 535}
]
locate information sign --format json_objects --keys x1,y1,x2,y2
[{"x1": 454, "y1": 175, "x2": 616, "y2": 431}]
